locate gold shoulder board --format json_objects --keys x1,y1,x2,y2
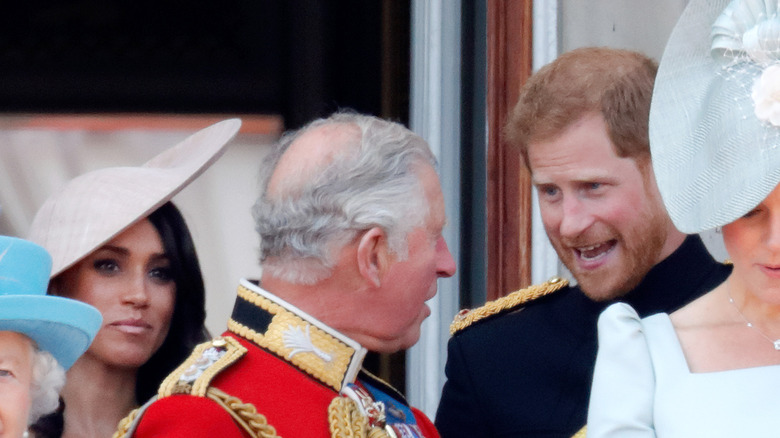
[
  {"x1": 449, "y1": 276, "x2": 569, "y2": 335},
  {"x1": 158, "y1": 336, "x2": 248, "y2": 398},
  {"x1": 115, "y1": 338, "x2": 280, "y2": 438}
]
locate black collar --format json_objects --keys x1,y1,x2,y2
[{"x1": 576, "y1": 235, "x2": 730, "y2": 317}]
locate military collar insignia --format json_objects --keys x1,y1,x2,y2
[
  {"x1": 228, "y1": 279, "x2": 368, "y2": 392},
  {"x1": 449, "y1": 276, "x2": 569, "y2": 335}
]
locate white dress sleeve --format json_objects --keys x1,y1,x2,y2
[{"x1": 586, "y1": 303, "x2": 657, "y2": 438}]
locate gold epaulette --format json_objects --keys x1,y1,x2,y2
[
  {"x1": 158, "y1": 336, "x2": 248, "y2": 398},
  {"x1": 156, "y1": 337, "x2": 282, "y2": 437},
  {"x1": 114, "y1": 337, "x2": 282, "y2": 438},
  {"x1": 113, "y1": 387, "x2": 281, "y2": 438},
  {"x1": 449, "y1": 276, "x2": 569, "y2": 335}
]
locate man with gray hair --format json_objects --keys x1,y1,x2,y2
[{"x1": 118, "y1": 112, "x2": 456, "y2": 438}]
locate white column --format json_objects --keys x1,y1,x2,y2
[
  {"x1": 531, "y1": 0, "x2": 563, "y2": 284},
  {"x1": 407, "y1": 0, "x2": 462, "y2": 418}
]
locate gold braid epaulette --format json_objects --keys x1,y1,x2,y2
[
  {"x1": 449, "y1": 276, "x2": 569, "y2": 335},
  {"x1": 206, "y1": 387, "x2": 280, "y2": 438},
  {"x1": 114, "y1": 387, "x2": 283, "y2": 438},
  {"x1": 112, "y1": 337, "x2": 282, "y2": 438},
  {"x1": 158, "y1": 336, "x2": 247, "y2": 398},
  {"x1": 571, "y1": 425, "x2": 586, "y2": 438}
]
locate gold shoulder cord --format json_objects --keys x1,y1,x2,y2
[
  {"x1": 449, "y1": 277, "x2": 569, "y2": 335},
  {"x1": 114, "y1": 337, "x2": 282, "y2": 438},
  {"x1": 113, "y1": 390, "x2": 281, "y2": 438},
  {"x1": 113, "y1": 408, "x2": 139, "y2": 438},
  {"x1": 206, "y1": 387, "x2": 280, "y2": 438},
  {"x1": 327, "y1": 397, "x2": 389, "y2": 438}
]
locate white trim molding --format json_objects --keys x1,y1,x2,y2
[
  {"x1": 407, "y1": 0, "x2": 462, "y2": 418},
  {"x1": 531, "y1": 0, "x2": 562, "y2": 284}
]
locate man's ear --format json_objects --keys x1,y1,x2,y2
[{"x1": 356, "y1": 227, "x2": 390, "y2": 287}]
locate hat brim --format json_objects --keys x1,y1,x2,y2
[
  {"x1": 0, "y1": 295, "x2": 102, "y2": 370},
  {"x1": 650, "y1": 0, "x2": 780, "y2": 232},
  {"x1": 29, "y1": 118, "x2": 242, "y2": 276}
]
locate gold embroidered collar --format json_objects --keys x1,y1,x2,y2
[{"x1": 228, "y1": 279, "x2": 368, "y2": 392}]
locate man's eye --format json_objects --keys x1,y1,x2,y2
[
  {"x1": 0, "y1": 369, "x2": 13, "y2": 378},
  {"x1": 588, "y1": 182, "x2": 602, "y2": 190},
  {"x1": 539, "y1": 186, "x2": 559, "y2": 197}
]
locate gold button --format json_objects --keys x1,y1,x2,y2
[{"x1": 212, "y1": 338, "x2": 227, "y2": 347}]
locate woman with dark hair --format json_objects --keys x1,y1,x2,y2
[
  {"x1": 26, "y1": 119, "x2": 241, "y2": 438},
  {"x1": 131, "y1": 201, "x2": 210, "y2": 403}
]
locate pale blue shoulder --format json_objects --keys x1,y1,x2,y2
[
  {"x1": 598, "y1": 302, "x2": 641, "y2": 331},
  {"x1": 598, "y1": 303, "x2": 671, "y2": 345}
]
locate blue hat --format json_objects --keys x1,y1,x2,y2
[{"x1": 0, "y1": 236, "x2": 102, "y2": 370}]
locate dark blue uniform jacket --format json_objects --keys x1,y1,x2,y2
[{"x1": 435, "y1": 236, "x2": 731, "y2": 438}]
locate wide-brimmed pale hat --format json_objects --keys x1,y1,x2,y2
[
  {"x1": 28, "y1": 118, "x2": 242, "y2": 276},
  {"x1": 650, "y1": 0, "x2": 780, "y2": 233},
  {"x1": 0, "y1": 236, "x2": 102, "y2": 369}
]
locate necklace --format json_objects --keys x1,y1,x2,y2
[{"x1": 727, "y1": 287, "x2": 780, "y2": 350}]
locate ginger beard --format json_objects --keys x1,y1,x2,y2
[{"x1": 549, "y1": 202, "x2": 669, "y2": 301}]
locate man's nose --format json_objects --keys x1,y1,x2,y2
[
  {"x1": 559, "y1": 197, "x2": 594, "y2": 239},
  {"x1": 437, "y1": 237, "x2": 457, "y2": 278}
]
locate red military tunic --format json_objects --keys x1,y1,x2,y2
[{"x1": 116, "y1": 279, "x2": 439, "y2": 438}]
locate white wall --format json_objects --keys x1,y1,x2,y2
[
  {"x1": 408, "y1": 0, "x2": 462, "y2": 417},
  {"x1": 560, "y1": 0, "x2": 689, "y2": 60}
]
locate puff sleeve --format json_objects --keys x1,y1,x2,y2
[{"x1": 586, "y1": 303, "x2": 656, "y2": 438}]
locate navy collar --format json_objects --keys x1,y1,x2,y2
[{"x1": 576, "y1": 235, "x2": 730, "y2": 317}]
